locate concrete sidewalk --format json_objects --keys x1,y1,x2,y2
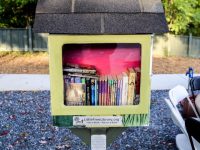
[
  {"x1": 0, "y1": 74, "x2": 199, "y2": 91},
  {"x1": 0, "y1": 74, "x2": 50, "y2": 91}
]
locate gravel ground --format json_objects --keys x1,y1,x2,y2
[{"x1": 0, "y1": 91, "x2": 181, "y2": 150}]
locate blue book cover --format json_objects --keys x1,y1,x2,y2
[
  {"x1": 75, "y1": 77, "x2": 81, "y2": 83},
  {"x1": 91, "y1": 79, "x2": 95, "y2": 105},
  {"x1": 117, "y1": 75, "x2": 123, "y2": 105},
  {"x1": 95, "y1": 79, "x2": 98, "y2": 105},
  {"x1": 116, "y1": 80, "x2": 120, "y2": 106}
]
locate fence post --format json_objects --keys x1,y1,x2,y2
[
  {"x1": 167, "y1": 33, "x2": 170, "y2": 56},
  {"x1": 28, "y1": 26, "x2": 33, "y2": 51},
  {"x1": 21, "y1": 28, "x2": 28, "y2": 51},
  {"x1": 7, "y1": 29, "x2": 12, "y2": 51},
  {"x1": 188, "y1": 33, "x2": 192, "y2": 57}
]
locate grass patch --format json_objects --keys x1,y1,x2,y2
[{"x1": 0, "y1": 51, "x2": 48, "y2": 58}]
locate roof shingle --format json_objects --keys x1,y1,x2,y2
[{"x1": 33, "y1": 0, "x2": 168, "y2": 34}]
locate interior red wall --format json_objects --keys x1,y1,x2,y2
[{"x1": 62, "y1": 44, "x2": 141, "y2": 75}]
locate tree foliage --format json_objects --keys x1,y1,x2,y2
[
  {"x1": 162, "y1": 0, "x2": 200, "y2": 35},
  {"x1": 0, "y1": 0, "x2": 200, "y2": 35},
  {"x1": 0, "y1": 0, "x2": 37, "y2": 28}
]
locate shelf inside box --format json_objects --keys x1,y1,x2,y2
[{"x1": 62, "y1": 43, "x2": 141, "y2": 106}]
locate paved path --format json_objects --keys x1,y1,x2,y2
[
  {"x1": 0, "y1": 74, "x2": 199, "y2": 91},
  {"x1": 0, "y1": 74, "x2": 50, "y2": 91}
]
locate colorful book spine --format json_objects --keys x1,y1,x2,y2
[
  {"x1": 116, "y1": 77, "x2": 121, "y2": 106},
  {"x1": 135, "y1": 68, "x2": 141, "y2": 95},
  {"x1": 113, "y1": 76, "x2": 118, "y2": 105},
  {"x1": 98, "y1": 78, "x2": 102, "y2": 105},
  {"x1": 95, "y1": 79, "x2": 98, "y2": 105},
  {"x1": 75, "y1": 77, "x2": 81, "y2": 83},
  {"x1": 103, "y1": 78, "x2": 106, "y2": 105},
  {"x1": 91, "y1": 79, "x2": 95, "y2": 105},
  {"x1": 119, "y1": 79, "x2": 123, "y2": 105},
  {"x1": 122, "y1": 72, "x2": 128, "y2": 105},
  {"x1": 63, "y1": 63, "x2": 139, "y2": 106},
  {"x1": 102, "y1": 78, "x2": 104, "y2": 106},
  {"x1": 111, "y1": 76, "x2": 115, "y2": 105},
  {"x1": 108, "y1": 76, "x2": 112, "y2": 106},
  {"x1": 117, "y1": 75, "x2": 123, "y2": 105},
  {"x1": 85, "y1": 78, "x2": 91, "y2": 105},
  {"x1": 70, "y1": 77, "x2": 75, "y2": 83},
  {"x1": 104, "y1": 77, "x2": 108, "y2": 105},
  {"x1": 81, "y1": 78, "x2": 86, "y2": 84},
  {"x1": 64, "y1": 75, "x2": 71, "y2": 84},
  {"x1": 101, "y1": 77, "x2": 104, "y2": 105},
  {"x1": 127, "y1": 68, "x2": 136, "y2": 105},
  {"x1": 81, "y1": 77, "x2": 86, "y2": 105}
]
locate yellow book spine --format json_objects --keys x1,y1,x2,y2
[{"x1": 127, "y1": 70, "x2": 136, "y2": 105}]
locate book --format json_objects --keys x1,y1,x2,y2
[
  {"x1": 102, "y1": 76, "x2": 105, "y2": 105},
  {"x1": 107, "y1": 76, "x2": 110, "y2": 105},
  {"x1": 111, "y1": 76, "x2": 115, "y2": 105},
  {"x1": 134, "y1": 67, "x2": 141, "y2": 105},
  {"x1": 122, "y1": 72, "x2": 128, "y2": 105},
  {"x1": 64, "y1": 75, "x2": 71, "y2": 105},
  {"x1": 63, "y1": 63, "x2": 140, "y2": 106},
  {"x1": 65, "y1": 63, "x2": 96, "y2": 70},
  {"x1": 75, "y1": 77, "x2": 81, "y2": 83},
  {"x1": 113, "y1": 76, "x2": 118, "y2": 105},
  {"x1": 63, "y1": 68, "x2": 97, "y2": 74},
  {"x1": 116, "y1": 75, "x2": 122, "y2": 105},
  {"x1": 64, "y1": 75, "x2": 71, "y2": 84},
  {"x1": 66, "y1": 73, "x2": 99, "y2": 79},
  {"x1": 117, "y1": 75, "x2": 123, "y2": 106},
  {"x1": 135, "y1": 67, "x2": 141, "y2": 95},
  {"x1": 65, "y1": 83, "x2": 86, "y2": 106},
  {"x1": 81, "y1": 78, "x2": 86, "y2": 84},
  {"x1": 91, "y1": 79, "x2": 95, "y2": 105},
  {"x1": 104, "y1": 76, "x2": 108, "y2": 105},
  {"x1": 127, "y1": 68, "x2": 136, "y2": 105},
  {"x1": 85, "y1": 78, "x2": 91, "y2": 105},
  {"x1": 98, "y1": 77, "x2": 102, "y2": 105},
  {"x1": 107, "y1": 76, "x2": 113, "y2": 106},
  {"x1": 70, "y1": 77, "x2": 75, "y2": 83},
  {"x1": 95, "y1": 79, "x2": 98, "y2": 105}
]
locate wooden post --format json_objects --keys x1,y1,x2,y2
[{"x1": 70, "y1": 127, "x2": 126, "y2": 149}]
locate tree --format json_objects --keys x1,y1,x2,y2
[
  {"x1": 162, "y1": 0, "x2": 200, "y2": 36},
  {"x1": 0, "y1": 0, "x2": 37, "y2": 28}
]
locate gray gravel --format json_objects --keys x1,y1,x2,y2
[{"x1": 0, "y1": 91, "x2": 180, "y2": 150}]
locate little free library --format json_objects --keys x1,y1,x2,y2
[{"x1": 34, "y1": 0, "x2": 168, "y2": 128}]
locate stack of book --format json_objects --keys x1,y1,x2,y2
[
  {"x1": 63, "y1": 64, "x2": 98, "y2": 106},
  {"x1": 63, "y1": 64, "x2": 140, "y2": 106}
]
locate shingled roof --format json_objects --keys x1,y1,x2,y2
[{"x1": 33, "y1": 0, "x2": 168, "y2": 34}]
